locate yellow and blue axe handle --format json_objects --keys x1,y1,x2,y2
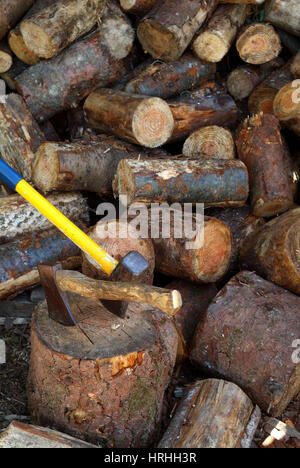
[{"x1": 0, "y1": 159, "x2": 118, "y2": 276}]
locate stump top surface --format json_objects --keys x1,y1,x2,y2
[{"x1": 33, "y1": 294, "x2": 157, "y2": 360}]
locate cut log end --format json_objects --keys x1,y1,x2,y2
[
  {"x1": 0, "y1": 51, "x2": 13, "y2": 74},
  {"x1": 193, "y1": 33, "x2": 228, "y2": 63},
  {"x1": 237, "y1": 24, "x2": 281, "y2": 65},
  {"x1": 20, "y1": 21, "x2": 54, "y2": 60},
  {"x1": 138, "y1": 20, "x2": 177, "y2": 61},
  {"x1": 132, "y1": 98, "x2": 174, "y2": 148},
  {"x1": 183, "y1": 126, "x2": 235, "y2": 160},
  {"x1": 227, "y1": 69, "x2": 254, "y2": 101},
  {"x1": 273, "y1": 82, "x2": 300, "y2": 121},
  {"x1": 32, "y1": 143, "x2": 59, "y2": 193},
  {"x1": 8, "y1": 30, "x2": 39, "y2": 65}
]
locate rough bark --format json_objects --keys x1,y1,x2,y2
[
  {"x1": 28, "y1": 298, "x2": 178, "y2": 447},
  {"x1": 205, "y1": 205, "x2": 265, "y2": 278},
  {"x1": 277, "y1": 29, "x2": 300, "y2": 55},
  {"x1": 190, "y1": 271, "x2": 300, "y2": 416},
  {"x1": 236, "y1": 113, "x2": 294, "y2": 217},
  {"x1": 248, "y1": 61, "x2": 294, "y2": 114},
  {"x1": 0, "y1": 0, "x2": 34, "y2": 40},
  {"x1": 273, "y1": 81, "x2": 300, "y2": 137},
  {"x1": 15, "y1": 2, "x2": 135, "y2": 123},
  {"x1": 240, "y1": 208, "x2": 300, "y2": 296},
  {"x1": 20, "y1": 0, "x2": 106, "y2": 60},
  {"x1": 158, "y1": 379, "x2": 260, "y2": 448},
  {"x1": 8, "y1": 0, "x2": 54, "y2": 66},
  {"x1": 166, "y1": 280, "x2": 217, "y2": 352},
  {"x1": 84, "y1": 89, "x2": 174, "y2": 148},
  {"x1": 32, "y1": 135, "x2": 170, "y2": 194},
  {"x1": 193, "y1": 4, "x2": 249, "y2": 63},
  {"x1": 0, "y1": 41, "x2": 12, "y2": 73},
  {"x1": 167, "y1": 81, "x2": 239, "y2": 142},
  {"x1": 236, "y1": 23, "x2": 281, "y2": 65},
  {"x1": 0, "y1": 227, "x2": 83, "y2": 300},
  {"x1": 227, "y1": 58, "x2": 284, "y2": 101},
  {"x1": 0, "y1": 421, "x2": 99, "y2": 449},
  {"x1": 123, "y1": 53, "x2": 216, "y2": 99},
  {"x1": 265, "y1": 0, "x2": 300, "y2": 37},
  {"x1": 82, "y1": 220, "x2": 155, "y2": 283},
  {"x1": 120, "y1": 0, "x2": 158, "y2": 17},
  {"x1": 0, "y1": 192, "x2": 89, "y2": 244},
  {"x1": 291, "y1": 51, "x2": 300, "y2": 78},
  {"x1": 0, "y1": 94, "x2": 45, "y2": 182},
  {"x1": 113, "y1": 158, "x2": 249, "y2": 207},
  {"x1": 137, "y1": 0, "x2": 218, "y2": 61},
  {"x1": 183, "y1": 126, "x2": 235, "y2": 160}
]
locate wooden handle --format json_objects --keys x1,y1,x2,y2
[{"x1": 55, "y1": 270, "x2": 182, "y2": 317}]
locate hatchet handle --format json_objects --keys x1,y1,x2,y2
[{"x1": 55, "y1": 270, "x2": 182, "y2": 317}]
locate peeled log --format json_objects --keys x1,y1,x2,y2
[
  {"x1": 236, "y1": 113, "x2": 294, "y2": 217},
  {"x1": 265, "y1": 0, "x2": 300, "y2": 37},
  {"x1": 273, "y1": 81, "x2": 300, "y2": 137},
  {"x1": 158, "y1": 379, "x2": 260, "y2": 448},
  {"x1": 240, "y1": 208, "x2": 300, "y2": 296},
  {"x1": 84, "y1": 89, "x2": 174, "y2": 148},
  {"x1": 205, "y1": 206, "x2": 265, "y2": 279},
  {"x1": 0, "y1": 192, "x2": 89, "y2": 244},
  {"x1": 227, "y1": 58, "x2": 284, "y2": 101},
  {"x1": 120, "y1": 0, "x2": 158, "y2": 17},
  {"x1": 0, "y1": 227, "x2": 83, "y2": 300},
  {"x1": 137, "y1": 0, "x2": 218, "y2": 61},
  {"x1": 113, "y1": 158, "x2": 249, "y2": 207},
  {"x1": 193, "y1": 4, "x2": 249, "y2": 63},
  {"x1": 168, "y1": 81, "x2": 239, "y2": 142},
  {"x1": 248, "y1": 61, "x2": 294, "y2": 114},
  {"x1": 32, "y1": 135, "x2": 170, "y2": 194},
  {"x1": 183, "y1": 126, "x2": 235, "y2": 160},
  {"x1": 82, "y1": 220, "x2": 155, "y2": 283},
  {"x1": 190, "y1": 271, "x2": 300, "y2": 416},
  {"x1": 0, "y1": 0, "x2": 34, "y2": 40},
  {"x1": 28, "y1": 298, "x2": 178, "y2": 447},
  {"x1": 123, "y1": 53, "x2": 216, "y2": 99},
  {"x1": 15, "y1": 2, "x2": 135, "y2": 123},
  {"x1": 0, "y1": 94, "x2": 45, "y2": 182},
  {"x1": 236, "y1": 23, "x2": 281, "y2": 65}
]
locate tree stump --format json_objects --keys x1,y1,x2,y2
[{"x1": 28, "y1": 295, "x2": 178, "y2": 448}]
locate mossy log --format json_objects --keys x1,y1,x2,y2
[
  {"x1": 190, "y1": 271, "x2": 300, "y2": 416},
  {"x1": 236, "y1": 113, "x2": 294, "y2": 217},
  {"x1": 28, "y1": 297, "x2": 178, "y2": 447},
  {"x1": 158, "y1": 379, "x2": 261, "y2": 448},
  {"x1": 240, "y1": 208, "x2": 300, "y2": 296}
]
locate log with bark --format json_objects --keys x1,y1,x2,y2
[
  {"x1": 0, "y1": 421, "x2": 99, "y2": 449},
  {"x1": 0, "y1": 192, "x2": 89, "y2": 244},
  {"x1": 14, "y1": 1, "x2": 135, "y2": 123},
  {"x1": 137, "y1": 0, "x2": 218, "y2": 62},
  {"x1": 0, "y1": 58, "x2": 27, "y2": 91},
  {"x1": 28, "y1": 296, "x2": 178, "y2": 447},
  {"x1": 193, "y1": 4, "x2": 249, "y2": 63},
  {"x1": 166, "y1": 280, "x2": 217, "y2": 353},
  {"x1": 120, "y1": 0, "x2": 159, "y2": 17},
  {"x1": 0, "y1": 0, "x2": 34, "y2": 40},
  {"x1": 248, "y1": 61, "x2": 294, "y2": 114},
  {"x1": 32, "y1": 135, "x2": 169, "y2": 194},
  {"x1": 0, "y1": 41, "x2": 12, "y2": 73},
  {"x1": 273, "y1": 81, "x2": 300, "y2": 137},
  {"x1": 39, "y1": 120, "x2": 60, "y2": 142},
  {"x1": 123, "y1": 53, "x2": 216, "y2": 99},
  {"x1": 205, "y1": 205, "x2": 265, "y2": 279},
  {"x1": 236, "y1": 113, "x2": 294, "y2": 217},
  {"x1": 158, "y1": 379, "x2": 261, "y2": 448},
  {"x1": 167, "y1": 81, "x2": 239, "y2": 142},
  {"x1": 240, "y1": 208, "x2": 300, "y2": 296},
  {"x1": 182, "y1": 126, "x2": 235, "y2": 160},
  {"x1": 82, "y1": 220, "x2": 155, "y2": 283},
  {"x1": 113, "y1": 158, "x2": 249, "y2": 207},
  {"x1": 0, "y1": 227, "x2": 84, "y2": 300},
  {"x1": 84, "y1": 89, "x2": 174, "y2": 148},
  {"x1": 291, "y1": 51, "x2": 300, "y2": 78},
  {"x1": 0, "y1": 94, "x2": 45, "y2": 182},
  {"x1": 236, "y1": 23, "x2": 281, "y2": 65},
  {"x1": 265, "y1": 0, "x2": 300, "y2": 37},
  {"x1": 8, "y1": 0, "x2": 53, "y2": 66},
  {"x1": 277, "y1": 29, "x2": 300, "y2": 55},
  {"x1": 190, "y1": 270, "x2": 300, "y2": 416},
  {"x1": 227, "y1": 58, "x2": 284, "y2": 101},
  {"x1": 20, "y1": 0, "x2": 106, "y2": 58}
]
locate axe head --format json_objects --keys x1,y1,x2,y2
[{"x1": 38, "y1": 263, "x2": 77, "y2": 326}]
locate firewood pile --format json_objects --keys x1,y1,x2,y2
[{"x1": 0, "y1": 0, "x2": 300, "y2": 450}]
